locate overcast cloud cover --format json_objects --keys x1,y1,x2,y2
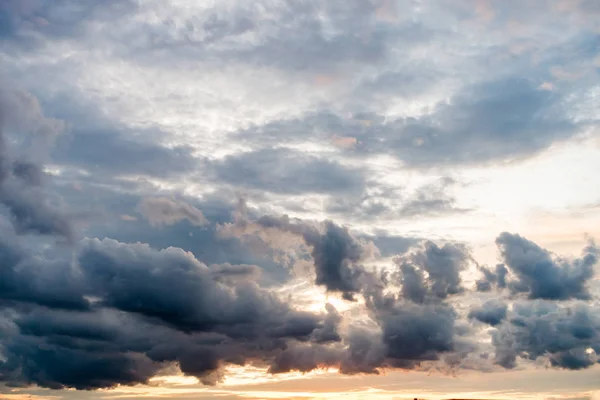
[{"x1": 1, "y1": 0, "x2": 600, "y2": 399}]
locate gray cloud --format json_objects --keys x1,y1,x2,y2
[
  {"x1": 0, "y1": 237, "x2": 339, "y2": 389},
  {"x1": 496, "y1": 233, "x2": 597, "y2": 300},
  {"x1": 234, "y1": 77, "x2": 581, "y2": 167},
  {"x1": 0, "y1": 225, "x2": 87, "y2": 311},
  {"x1": 207, "y1": 147, "x2": 365, "y2": 196},
  {"x1": 468, "y1": 299, "x2": 508, "y2": 326},
  {"x1": 3, "y1": 90, "x2": 200, "y2": 180},
  {"x1": 137, "y1": 197, "x2": 209, "y2": 227},
  {"x1": 0, "y1": 88, "x2": 74, "y2": 241},
  {"x1": 325, "y1": 177, "x2": 468, "y2": 222},
  {"x1": 56, "y1": 182, "x2": 294, "y2": 285},
  {"x1": 379, "y1": 302, "x2": 456, "y2": 365},
  {"x1": 395, "y1": 241, "x2": 470, "y2": 302},
  {"x1": 0, "y1": 0, "x2": 137, "y2": 49},
  {"x1": 397, "y1": 177, "x2": 469, "y2": 218},
  {"x1": 117, "y1": 0, "x2": 433, "y2": 77},
  {"x1": 476, "y1": 263, "x2": 508, "y2": 292},
  {"x1": 491, "y1": 301, "x2": 600, "y2": 370},
  {"x1": 1, "y1": 0, "x2": 600, "y2": 391},
  {"x1": 219, "y1": 212, "x2": 377, "y2": 299},
  {"x1": 78, "y1": 237, "x2": 320, "y2": 336},
  {"x1": 52, "y1": 125, "x2": 197, "y2": 179}
]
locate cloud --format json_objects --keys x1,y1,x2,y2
[
  {"x1": 0, "y1": 225, "x2": 87, "y2": 311},
  {"x1": 398, "y1": 177, "x2": 469, "y2": 218},
  {"x1": 468, "y1": 299, "x2": 508, "y2": 326},
  {"x1": 0, "y1": 88, "x2": 74, "y2": 241},
  {"x1": 1, "y1": 0, "x2": 600, "y2": 393},
  {"x1": 378, "y1": 302, "x2": 456, "y2": 365},
  {"x1": 395, "y1": 240, "x2": 471, "y2": 302},
  {"x1": 52, "y1": 124, "x2": 197, "y2": 179},
  {"x1": 476, "y1": 263, "x2": 508, "y2": 292},
  {"x1": 0, "y1": 237, "x2": 340, "y2": 389},
  {"x1": 219, "y1": 212, "x2": 377, "y2": 299},
  {"x1": 207, "y1": 147, "x2": 366, "y2": 196},
  {"x1": 0, "y1": 0, "x2": 137, "y2": 47},
  {"x1": 491, "y1": 301, "x2": 600, "y2": 369},
  {"x1": 234, "y1": 77, "x2": 581, "y2": 167},
  {"x1": 78, "y1": 238, "x2": 321, "y2": 336},
  {"x1": 115, "y1": 0, "x2": 432, "y2": 77},
  {"x1": 496, "y1": 233, "x2": 597, "y2": 300},
  {"x1": 137, "y1": 197, "x2": 209, "y2": 227}
]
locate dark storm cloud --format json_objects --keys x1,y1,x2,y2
[
  {"x1": 0, "y1": 237, "x2": 340, "y2": 389},
  {"x1": 496, "y1": 233, "x2": 597, "y2": 300},
  {"x1": 379, "y1": 303, "x2": 456, "y2": 365},
  {"x1": 234, "y1": 77, "x2": 579, "y2": 167},
  {"x1": 491, "y1": 301, "x2": 600, "y2": 369},
  {"x1": 395, "y1": 241, "x2": 470, "y2": 302},
  {"x1": 0, "y1": 226, "x2": 87, "y2": 311},
  {"x1": 468, "y1": 299, "x2": 508, "y2": 326},
  {"x1": 78, "y1": 237, "x2": 321, "y2": 336},
  {"x1": 1, "y1": 308, "x2": 189, "y2": 389},
  {"x1": 302, "y1": 220, "x2": 372, "y2": 298},
  {"x1": 207, "y1": 147, "x2": 365, "y2": 196},
  {"x1": 268, "y1": 343, "x2": 342, "y2": 374},
  {"x1": 219, "y1": 213, "x2": 377, "y2": 299}
]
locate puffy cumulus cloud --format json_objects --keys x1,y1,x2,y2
[
  {"x1": 490, "y1": 301, "x2": 600, "y2": 370},
  {"x1": 376, "y1": 302, "x2": 457, "y2": 366},
  {"x1": 349, "y1": 241, "x2": 474, "y2": 371},
  {"x1": 137, "y1": 196, "x2": 209, "y2": 227},
  {"x1": 496, "y1": 233, "x2": 598, "y2": 300},
  {"x1": 395, "y1": 241, "x2": 471, "y2": 303},
  {"x1": 468, "y1": 299, "x2": 508, "y2": 326}
]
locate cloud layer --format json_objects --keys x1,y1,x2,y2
[{"x1": 0, "y1": 0, "x2": 599, "y2": 394}]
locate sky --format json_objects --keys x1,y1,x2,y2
[{"x1": 0, "y1": 0, "x2": 599, "y2": 399}]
